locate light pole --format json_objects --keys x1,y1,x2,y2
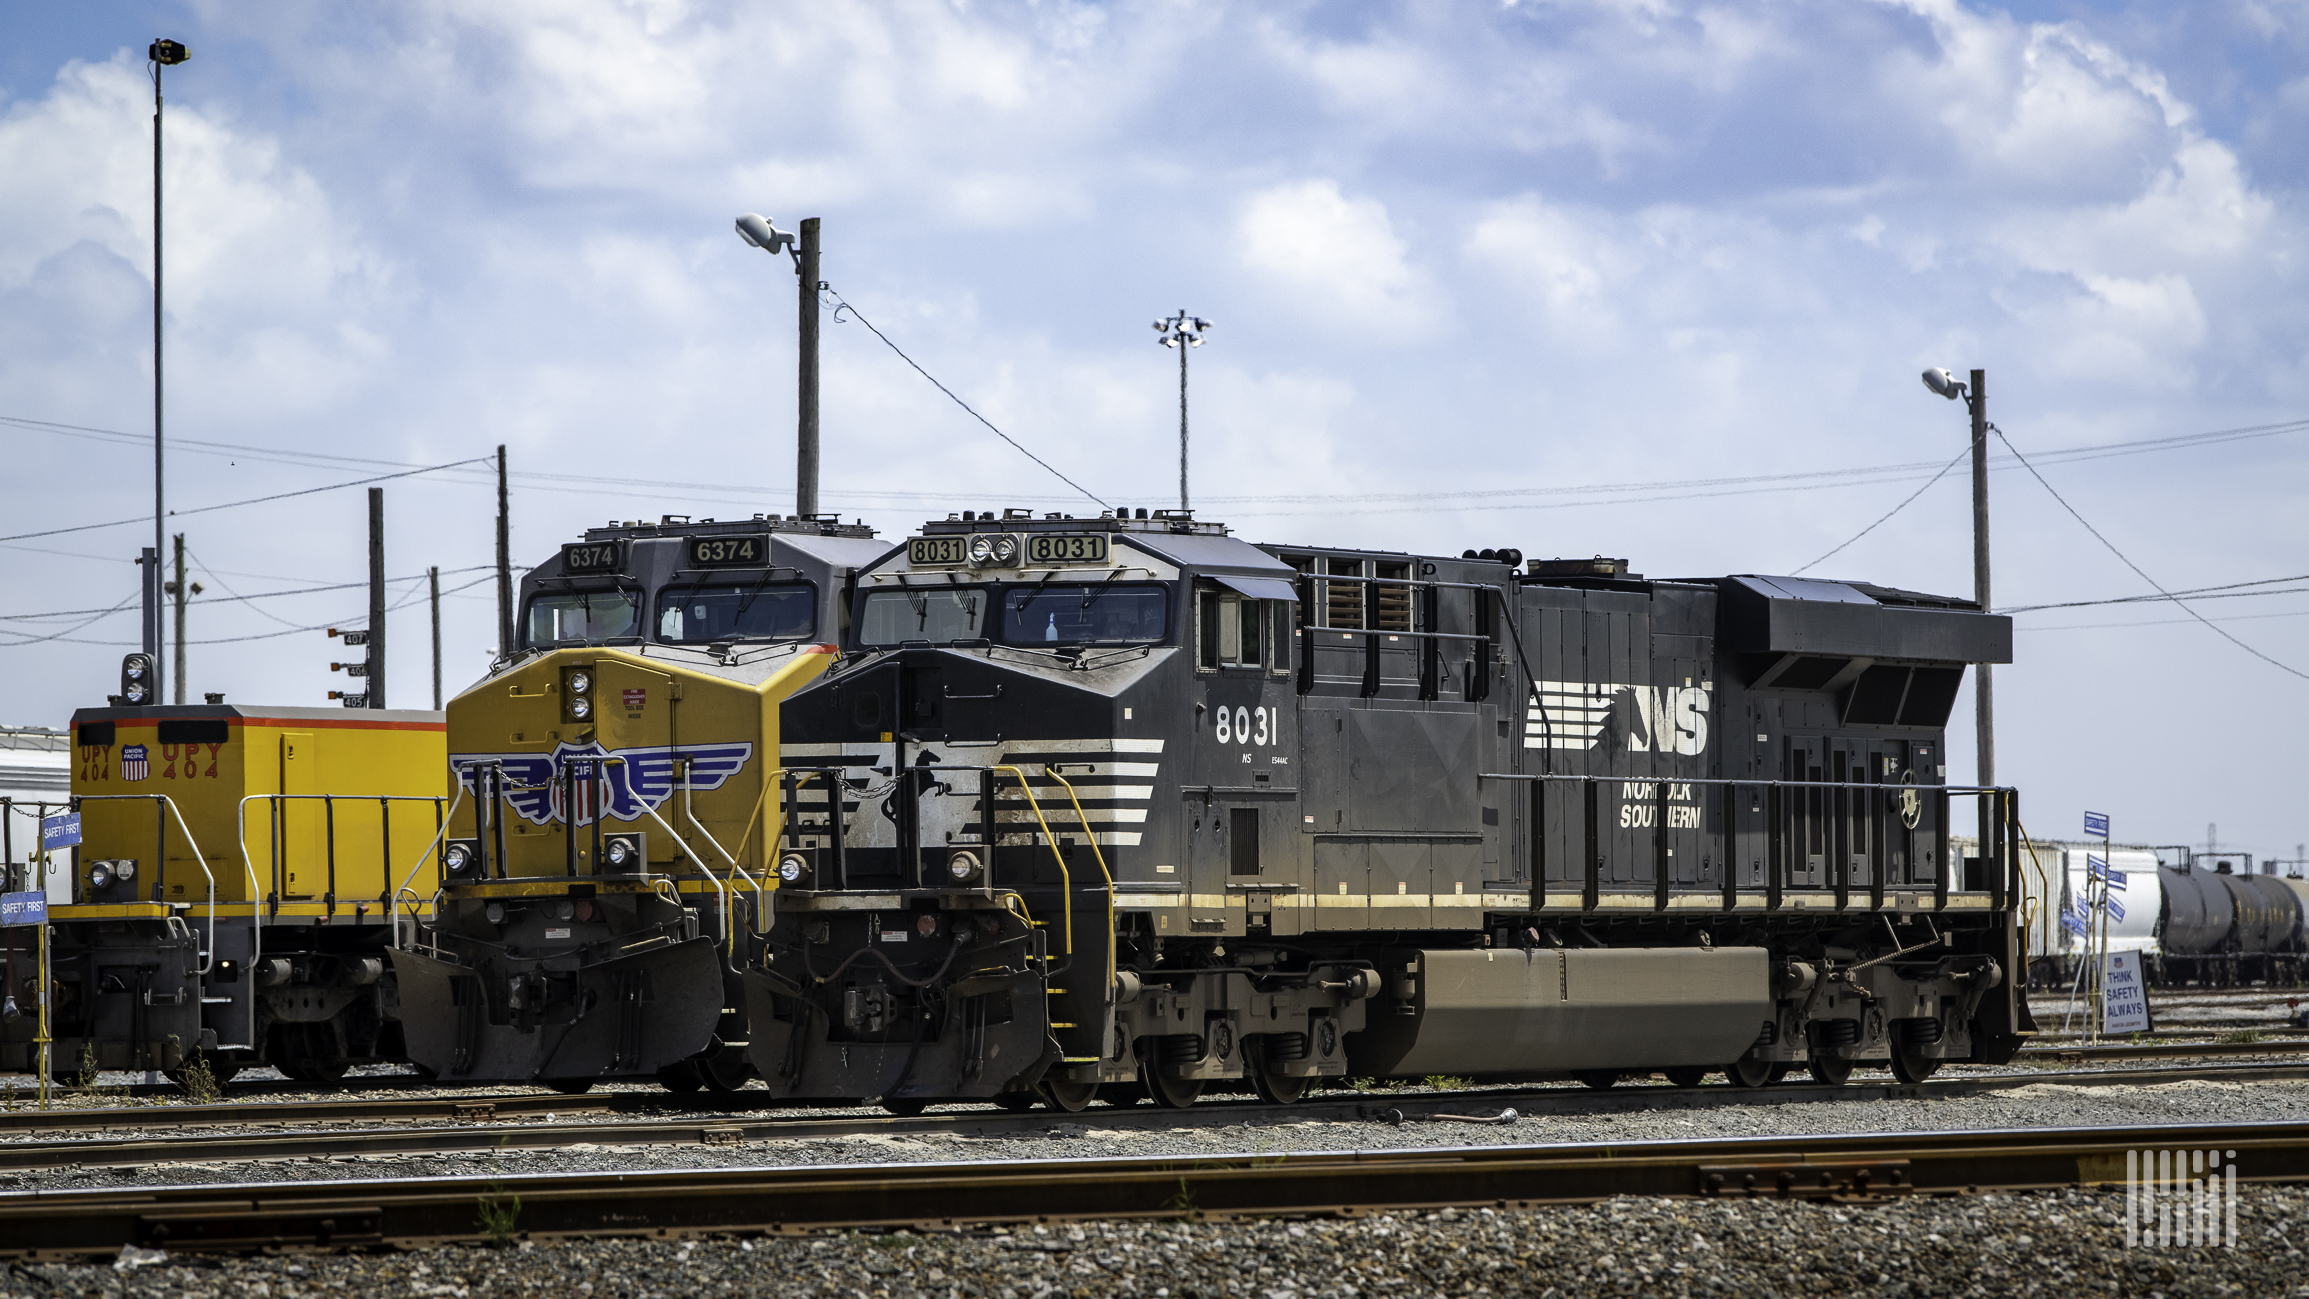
[
  {"x1": 735, "y1": 213, "x2": 820, "y2": 518},
  {"x1": 1923, "y1": 365, "x2": 1991, "y2": 786},
  {"x1": 147, "y1": 38, "x2": 188, "y2": 704},
  {"x1": 1154, "y1": 310, "x2": 1212, "y2": 512}
]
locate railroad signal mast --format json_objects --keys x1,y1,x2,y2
[{"x1": 326, "y1": 627, "x2": 371, "y2": 707}]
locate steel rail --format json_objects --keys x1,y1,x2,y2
[
  {"x1": 3, "y1": 1119, "x2": 2306, "y2": 1257},
  {"x1": 5, "y1": 1061, "x2": 2308, "y2": 1171}
]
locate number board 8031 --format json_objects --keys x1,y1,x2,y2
[
  {"x1": 560, "y1": 541, "x2": 624, "y2": 575},
  {"x1": 684, "y1": 534, "x2": 771, "y2": 568},
  {"x1": 1025, "y1": 534, "x2": 1109, "y2": 564},
  {"x1": 908, "y1": 537, "x2": 968, "y2": 566}
]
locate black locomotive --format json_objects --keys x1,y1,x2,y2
[{"x1": 748, "y1": 508, "x2": 2031, "y2": 1110}]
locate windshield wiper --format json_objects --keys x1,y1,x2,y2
[{"x1": 1078, "y1": 566, "x2": 1128, "y2": 609}]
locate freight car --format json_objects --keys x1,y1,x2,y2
[
  {"x1": 742, "y1": 509, "x2": 2032, "y2": 1109},
  {"x1": 0, "y1": 685, "x2": 446, "y2": 1084},
  {"x1": 394, "y1": 513, "x2": 889, "y2": 1091},
  {"x1": 2149, "y1": 855, "x2": 2309, "y2": 987}
]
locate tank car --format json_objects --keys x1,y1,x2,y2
[
  {"x1": 392, "y1": 513, "x2": 889, "y2": 1091},
  {"x1": 0, "y1": 686, "x2": 446, "y2": 1084},
  {"x1": 2016, "y1": 844, "x2": 2163, "y2": 992},
  {"x1": 743, "y1": 509, "x2": 2033, "y2": 1110},
  {"x1": 2153, "y1": 857, "x2": 2308, "y2": 986}
]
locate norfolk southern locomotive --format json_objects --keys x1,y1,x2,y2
[{"x1": 751, "y1": 509, "x2": 2031, "y2": 1109}]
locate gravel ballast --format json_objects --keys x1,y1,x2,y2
[{"x1": 5, "y1": 1186, "x2": 2304, "y2": 1298}]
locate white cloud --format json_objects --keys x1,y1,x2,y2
[{"x1": 1236, "y1": 179, "x2": 1437, "y2": 332}]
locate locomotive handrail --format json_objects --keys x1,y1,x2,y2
[
  {"x1": 630, "y1": 798, "x2": 736, "y2": 962},
  {"x1": 74, "y1": 794, "x2": 225, "y2": 1044},
  {"x1": 382, "y1": 784, "x2": 465, "y2": 949},
  {"x1": 1040, "y1": 765, "x2": 1118, "y2": 1011},
  {"x1": 992, "y1": 765, "x2": 1077, "y2": 968},
  {"x1": 678, "y1": 760, "x2": 771, "y2": 956}
]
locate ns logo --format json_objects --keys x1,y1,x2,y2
[{"x1": 1627, "y1": 684, "x2": 1710, "y2": 756}]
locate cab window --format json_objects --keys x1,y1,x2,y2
[
  {"x1": 1197, "y1": 588, "x2": 1268, "y2": 670},
  {"x1": 656, "y1": 583, "x2": 816, "y2": 643},
  {"x1": 524, "y1": 588, "x2": 641, "y2": 647},
  {"x1": 858, "y1": 588, "x2": 990, "y2": 646},
  {"x1": 1001, "y1": 585, "x2": 1167, "y2": 646}
]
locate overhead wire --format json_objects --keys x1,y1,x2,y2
[
  {"x1": 1992, "y1": 426, "x2": 2309, "y2": 682},
  {"x1": 1790, "y1": 447, "x2": 1969, "y2": 575},
  {"x1": 820, "y1": 288, "x2": 1107, "y2": 510},
  {"x1": 0, "y1": 457, "x2": 492, "y2": 544}
]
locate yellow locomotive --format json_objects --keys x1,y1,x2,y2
[
  {"x1": 392, "y1": 515, "x2": 886, "y2": 1091},
  {"x1": 1, "y1": 671, "x2": 446, "y2": 1085}
]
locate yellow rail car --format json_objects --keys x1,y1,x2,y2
[{"x1": 0, "y1": 698, "x2": 446, "y2": 1083}]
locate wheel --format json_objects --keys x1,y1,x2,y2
[
  {"x1": 1662, "y1": 1067, "x2": 1710, "y2": 1089},
  {"x1": 991, "y1": 1090, "x2": 1038, "y2": 1111},
  {"x1": 1806, "y1": 1056, "x2": 1853, "y2": 1087},
  {"x1": 1724, "y1": 1059, "x2": 1775, "y2": 1088},
  {"x1": 698, "y1": 1044, "x2": 753, "y2": 1093},
  {"x1": 541, "y1": 1076, "x2": 597, "y2": 1095},
  {"x1": 1889, "y1": 1044, "x2": 1941, "y2": 1084},
  {"x1": 656, "y1": 1061, "x2": 704, "y2": 1094},
  {"x1": 1138, "y1": 1057, "x2": 1205, "y2": 1109},
  {"x1": 880, "y1": 1097, "x2": 928, "y2": 1117},
  {"x1": 1098, "y1": 1082, "x2": 1145, "y2": 1108},
  {"x1": 1042, "y1": 1078, "x2": 1098, "y2": 1113},
  {"x1": 1572, "y1": 1070, "x2": 1619, "y2": 1091},
  {"x1": 1251, "y1": 1067, "x2": 1310, "y2": 1105}
]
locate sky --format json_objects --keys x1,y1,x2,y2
[{"x1": 1, "y1": 0, "x2": 2305, "y2": 860}]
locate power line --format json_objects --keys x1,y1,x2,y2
[
  {"x1": 2002, "y1": 573, "x2": 2309, "y2": 614},
  {"x1": 0, "y1": 457, "x2": 492, "y2": 544},
  {"x1": 1790, "y1": 447, "x2": 1969, "y2": 575},
  {"x1": 1994, "y1": 426, "x2": 2309, "y2": 681},
  {"x1": 821, "y1": 289, "x2": 1107, "y2": 509}
]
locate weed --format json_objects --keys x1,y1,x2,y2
[
  {"x1": 177, "y1": 1053, "x2": 220, "y2": 1106},
  {"x1": 2218, "y1": 1029, "x2": 2265, "y2": 1045},
  {"x1": 1423, "y1": 1075, "x2": 1473, "y2": 1091},
  {"x1": 477, "y1": 1184, "x2": 522, "y2": 1246},
  {"x1": 73, "y1": 1044, "x2": 99, "y2": 1091},
  {"x1": 1165, "y1": 1177, "x2": 1199, "y2": 1219}
]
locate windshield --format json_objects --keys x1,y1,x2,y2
[
  {"x1": 524, "y1": 588, "x2": 640, "y2": 647},
  {"x1": 1002, "y1": 585, "x2": 1168, "y2": 645},
  {"x1": 657, "y1": 582, "x2": 816, "y2": 643},
  {"x1": 859, "y1": 588, "x2": 990, "y2": 646}
]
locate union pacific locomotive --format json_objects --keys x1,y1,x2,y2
[{"x1": 408, "y1": 505, "x2": 2032, "y2": 1104}]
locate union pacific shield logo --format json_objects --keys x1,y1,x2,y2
[
  {"x1": 450, "y1": 741, "x2": 754, "y2": 826},
  {"x1": 120, "y1": 744, "x2": 150, "y2": 782}
]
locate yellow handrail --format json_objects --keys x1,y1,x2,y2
[
  {"x1": 994, "y1": 765, "x2": 1074, "y2": 962},
  {"x1": 1040, "y1": 764, "x2": 1116, "y2": 995}
]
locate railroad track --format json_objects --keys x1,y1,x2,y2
[
  {"x1": 4, "y1": 1060, "x2": 2306, "y2": 1175},
  {"x1": 1, "y1": 1119, "x2": 2300, "y2": 1258}
]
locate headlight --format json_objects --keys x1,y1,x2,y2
[
  {"x1": 778, "y1": 854, "x2": 809, "y2": 885},
  {"x1": 123, "y1": 661, "x2": 146, "y2": 681},
  {"x1": 967, "y1": 534, "x2": 994, "y2": 564},
  {"x1": 567, "y1": 670, "x2": 591, "y2": 695},
  {"x1": 88, "y1": 863, "x2": 113, "y2": 890},
  {"x1": 124, "y1": 681, "x2": 149, "y2": 704},
  {"x1": 112, "y1": 859, "x2": 136, "y2": 881},
  {"x1": 946, "y1": 850, "x2": 982, "y2": 884},
  {"x1": 990, "y1": 534, "x2": 1019, "y2": 564},
  {"x1": 442, "y1": 842, "x2": 475, "y2": 875},
  {"x1": 569, "y1": 696, "x2": 592, "y2": 720},
  {"x1": 603, "y1": 834, "x2": 642, "y2": 871}
]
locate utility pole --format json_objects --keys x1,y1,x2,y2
[
  {"x1": 147, "y1": 39, "x2": 188, "y2": 704},
  {"x1": 797, "y1": 217, "x2": 821, "y2": 519},
  {"x1": 368, "y1": 488, "x2": 386, "y2": 710},
  {"x1": 1969, "y1": 367, "x2": 1991, "y2": 789},
  {"x1": 1154, "y1": 310, "x2": 1212, "y2": 511},
  {"x1": 138, "y1": 548, "x2": 160, "y2": 688},
  {"x1": 429, "y1": 566, "x2": 442, "y2": 711},
  {"x1": 494, "y1": 445, "x2": 512, "y2": 658},
  {"x1": 166, "y1": 534, "x2": 197, "y2": 704}
]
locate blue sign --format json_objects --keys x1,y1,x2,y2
[
  {"x1": 39, "y1": 812, "x2": 80, "y2": 852},
  {"x1": 0, "y1": 892, "x2": 45, "y2": 927},
  {"x1": 2084, "y1": 811, "x2": 2110, "y2": 837},
  {"x1": 2106, "y1": 896, "x2": 2127, "y2": 923}
]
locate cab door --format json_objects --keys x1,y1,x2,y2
[{"x1": 280, "y1": 733, "x2": 321, "y2": 898}]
